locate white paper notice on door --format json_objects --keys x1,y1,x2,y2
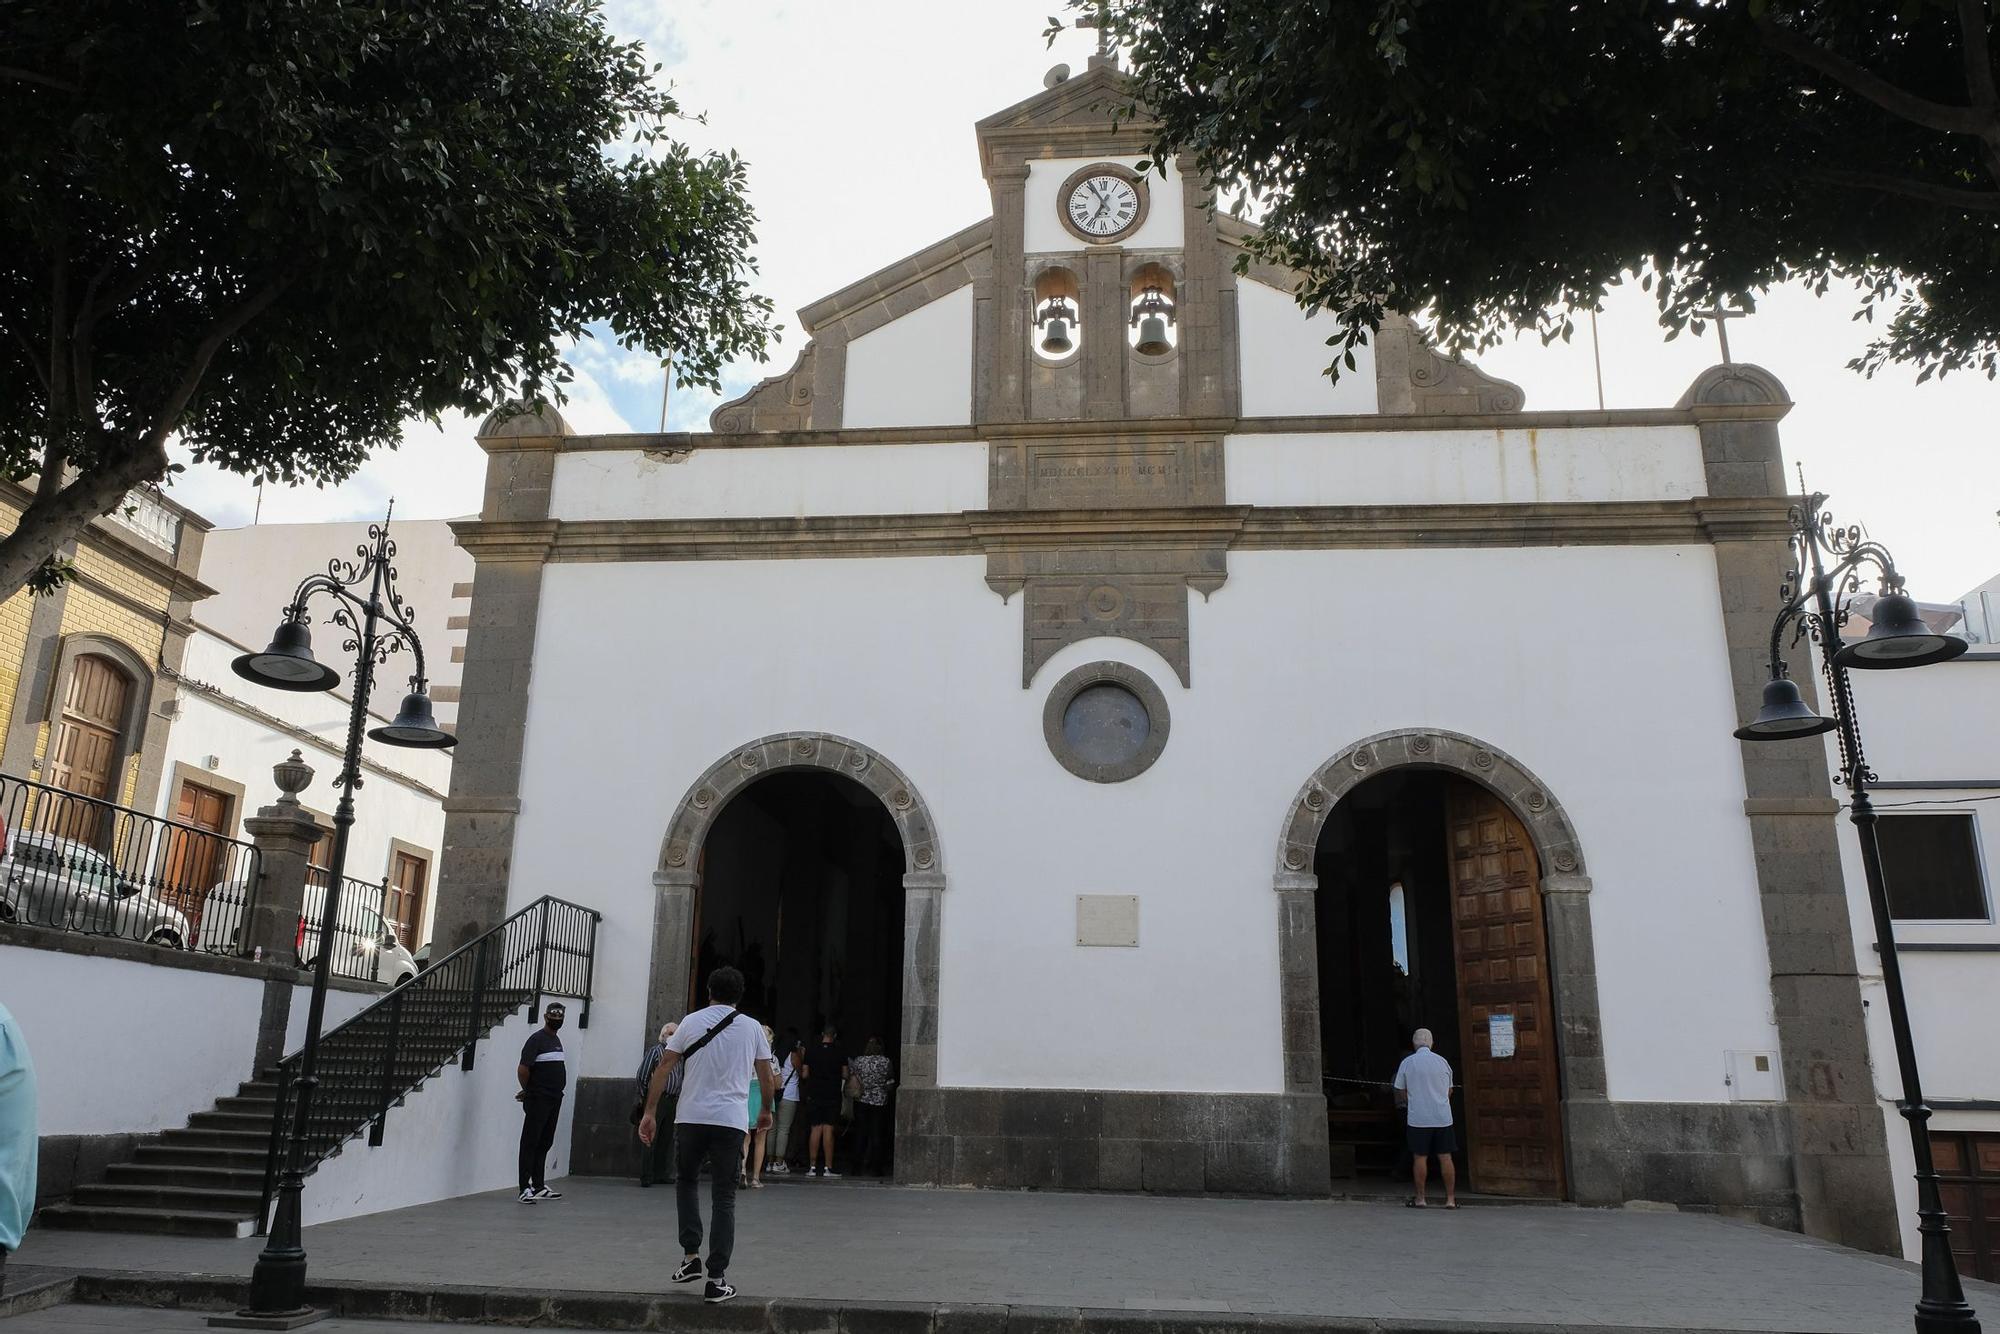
[{"x1": 1488, "y1": 1012, "x2": 1517, "y2": 1059}]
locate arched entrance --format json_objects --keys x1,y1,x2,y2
[
  {"x1": 648, "y1": 733, "x2": 945, "y2": 1176},
  {"x1": 1273, "y1": 729, "x2": 1606, "y2": 1198}
]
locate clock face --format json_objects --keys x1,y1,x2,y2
[{"x1": 1066, "y1": 174, "x2": 1142, "y2": 239}]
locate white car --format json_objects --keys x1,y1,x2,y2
[
  {"x1": 203, "y1": 877, "x2": 417, "y2": 985},
  {"x1": 0, "y1": 830, "x2": 193, "y2": 949}
]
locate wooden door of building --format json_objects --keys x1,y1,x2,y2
[
  {"x1": 1445, "y1": 780, "x2": 1566, "y2": 1197},
  {"x1": 43, "y1": 656, "x2": 131, "y2": 843},
  {"x1": 386, "y1": 849, "x2": 428, "y2": 946},
  {"x1": 1934, "y1": 1131, "x2": 2000, "y2": 1282},
  {"x1": 162, "y1": 779, "x2": 232, "y2": 918}
]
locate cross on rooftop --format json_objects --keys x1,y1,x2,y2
[
  {"x1": 1692, "y1": 297, "x2": 1756, "y2": 364},
  {"x1": 1077, "y1": 6, "x2": 1116, "y2": 61}
]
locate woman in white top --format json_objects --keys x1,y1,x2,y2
[{"x1": 765, "y1": 1034, "x2": 804, "y2": 1175}]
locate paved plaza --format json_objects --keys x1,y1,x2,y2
[{"x1": 10, "y1": 1176, "x2": 1998, "y2": 1332}]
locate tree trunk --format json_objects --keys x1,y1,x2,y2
[{"x1": 0, "y1": 441, "x2": 170, "y2": 599}]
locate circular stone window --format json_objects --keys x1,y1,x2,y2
[{"x1": 1042, "y1": 662, "x2": 1171, "y2": 783}]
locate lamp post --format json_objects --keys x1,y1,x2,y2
[
  {"x1": 227, "y1": 510, "x2": 453, "y2": 1328},
  {"x1": 1733, "y1": 492, "x2": 1976, "y2": 1334}
]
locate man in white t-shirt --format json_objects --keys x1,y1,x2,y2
[
  {"x1": 1392, "y1": 1027, "x2": 1457, "y2": 1209},
  {"x1": 639, "y1": 966, "x2": 774, "y2": 1304}
]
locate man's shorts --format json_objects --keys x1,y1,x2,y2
[{"x1": 1407, "y1": 1124, "x2": 1457, "y2": 1158}]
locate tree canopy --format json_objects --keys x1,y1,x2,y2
[
  {"x1": 1056, "y1": 0, "x2": 2000, "y2": 384},
  {"x1": 1, "y1": 0, "x2": 774, "y2": 596}
]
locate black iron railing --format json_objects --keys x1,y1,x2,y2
[
  {"x1": 0, "y1": 771, "x2": 263, "y2": 956},
  {"x1": 303, "y1": 865, "x2": 394, "y2": 982},
  {"x1": 259, "y1": 895, "x2": 599, "y2": 1230}
]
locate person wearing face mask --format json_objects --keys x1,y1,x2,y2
[{"x1": 516, "y1": 1002, "x2": 568, "y2": 1203}]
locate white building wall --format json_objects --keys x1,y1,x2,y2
[
  {"x1": 160, "y1": 629, "x2": 452, "y2": 948},
  {"x1": 1, "y1": 945, "x2": 263, "y2": 1135},
  {"x1": 842, "y1": 288, "x2": 976, "y2": 430},
  {"x1": 1023, "y1": 157, "x2": 1185, "y2": 255},
  {"x1": 1226, "y1": 425, "x2": 1708, "y2": 507},
  {"x1": 1235, "y1": 281, "x2": 1380, "y2": 418},
  {"x1": 1833, "y1": 654, "x2": 2000, "y2": 1259},
  {"x1": 505, "y1": 542, "x2": 1782, "y2": 1103},
  {"x1": 548, "y1": 443, "x2": 988, "y2": 522}
]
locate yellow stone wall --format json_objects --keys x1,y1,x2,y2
[{"x1": 0, "y1": 499, "x2": 32, "y2": 743}]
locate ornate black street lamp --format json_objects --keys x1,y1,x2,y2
[
  {"x1": 1733, "y1": 492, "x2": 1976, "y2": 1334},
  {"x1": 228, "y1": 510, "x2": 453, "y2": 1327}
]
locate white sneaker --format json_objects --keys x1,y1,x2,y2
[
  {"x1": 532, "y1": 1186, "x2": 562, "y2": 1201},
  {"x1": 822, "y1": 1170, "x2": 842, "y2": 1180},
  {"x1": 518, "y1": 1188, "x2": 537, "y2": 1204}
]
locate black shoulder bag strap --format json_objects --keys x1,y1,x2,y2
[{"x1": 679, "y1": 1008, "x2": 741, "y2": 1064}]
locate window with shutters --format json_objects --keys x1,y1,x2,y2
[{"x1": 1879, "y1": 813, "x2": 1990, "y2": 922}]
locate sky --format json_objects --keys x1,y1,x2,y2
[{"x1": 164, "y1": 1, "x2": 2000, "y2": 603}]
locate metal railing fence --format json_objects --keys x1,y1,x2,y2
[
  {"x1": 260, "y1": 895, "x2": 600, "y2": 1230},
  {"x1": 0, "y1": 771, "x2": 262, "y2": 956},
  {"x1": 303, "y1": 865, "x2": 393, "y2": 982}
]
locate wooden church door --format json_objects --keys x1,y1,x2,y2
[{"x1": 1445, "y1": 780, "x2": 1566, "y2": 1197}]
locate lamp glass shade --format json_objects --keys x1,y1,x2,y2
[
  {"x1": 1733, "y1": 676, "x2": 1837, "y2": 741},
  {"x1": 368, "y1": 691, "x2": 455, "y2": 749},
  {"x1": 1832, "y1": 592, "x2": 1971, "y2": 669},
  {"x1": 232, "y1": 621, "x2": 340, "y2": 693}
]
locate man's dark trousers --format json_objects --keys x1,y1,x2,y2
[
  {"x1": 676, "y1": 1123, "x2": 745, "y2": 1278},
  {"x1": 520, "y1": 1092, "x2": 562, "y2": 1192},
  {"x1": 639, "y1": 1095, "x2": 677, "y2": 1185}
]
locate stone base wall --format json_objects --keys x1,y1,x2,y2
[
  {"x1": 894, "y1": 1088, "x2": 1330, "y2": 1195},
  {"x1": 568, "y1": 1077, "x2": 638, "y2": 1178},
  {"x1": 1566, "y1": 1100, "x2": 1804, "y2": 1233},
  {"x1": 36, "y1": 1133, "x2": 159, "y2": 1211}
]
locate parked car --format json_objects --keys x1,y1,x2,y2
[
  {"x1": 0, "y1": 830, "x2": 192, "y2": 949},
  {"x1": 202, "y1": 877, "x2": 416, "y2": 985}
]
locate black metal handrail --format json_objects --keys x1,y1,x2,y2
[
  {"x1": 257, "y1": 895, "x2": 599, "y2": 1231},
  {"x1": 0, "y1": 771, "x2": 263, "y2": 957}
]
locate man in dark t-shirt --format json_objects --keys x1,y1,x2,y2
[
  {"x1": 515, "y1": 1003, "x2": 567, "y2": 1202},
  {"x1": 802, "y1": 1026, "x2": 846, "y2": 1178}
]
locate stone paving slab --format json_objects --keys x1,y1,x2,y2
[{"x1": 12, "y1": 1176, "x2": 1999, "y2": 1332}]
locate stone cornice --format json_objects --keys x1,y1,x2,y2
[
  {"x1": 797, "y1": 218, "x2": 993, "y2": 334},
  {"x1": 450, "y1": 498, "x2": 1794, "y2": 565},
  {"x1": 488, "y1": 404, "x2": 1785, "y2": 459}
]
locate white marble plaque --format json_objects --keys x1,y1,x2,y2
[{"x1": 1076, "y1": 894, "x2": 1139, "y2": 947}]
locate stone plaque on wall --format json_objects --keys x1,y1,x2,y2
[
  {"x1": 1076, "y1": 894, "x2": 1140, "y2": 947},
  {"x1": 991, "y1": 432, "x2": 1224, "y2": 511}
]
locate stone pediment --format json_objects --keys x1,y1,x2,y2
[{"x1": 976, "y1": 65, "x2": 1154, "y2": 174}]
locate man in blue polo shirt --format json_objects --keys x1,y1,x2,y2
[{"x1": 1393, "y1": 1027, "x2": 1458, "y2": 1209}]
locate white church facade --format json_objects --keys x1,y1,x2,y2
[{"x1": 432, "y1": 63, "x2": 1900, "y2": 1252}]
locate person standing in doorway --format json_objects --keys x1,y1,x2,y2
[
  {"x1": 802, "y1": 1024, "x2": 846, "y2": 1179},
  {"x1": 516, "y1": 1002, "x2": 568, "y2": 1204},
  {"x1": 636, "y1": 1022, "x2": 679, "y2": 1187},
  {"x1": 742, "y1": 1023, "x2": 776, "y2": 1188},
  {"x1": 766, "y1": 1033, "x2": 803, "y2": 1176},
  {"x1": 1393, "y1": 1027, "x2": 1457, "y2": 1209},
  {"x1": 848, "y1": 1037, "x2": 896, "y2": 1177},
  {"x1": 0, "y1": 1001, "x2": 36, "y2": 1298},
  {"x1": 639, "y1": 967, "x2": 774, "y2": 1305}
]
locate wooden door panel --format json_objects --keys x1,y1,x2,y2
[{"x1": 1447, "y1": 780, "x2": 1565, "y2": 1198}]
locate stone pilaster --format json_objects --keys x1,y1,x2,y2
[
  {"x1": 242, "y1": 804, "x2": 319, "y2": 967},
  {"x1": 648, "y1": 870, "x2": 697, "y2": 1035},
  {"x1": 1682, "y1": 363, "x2": 1900, "y2": 1254},
  {"x1": 430, "y1": 407, "x2": 564, "y2": 951},
  {"x1": 981, "y1": 164, "x2": 1030, "y2": 424}
]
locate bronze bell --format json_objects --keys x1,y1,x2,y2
[
  {"x1": 1130, "y1": 284, "x2": 1176, "y2": 354},
  {"x1": 1134, "y1": 313, "x2": 1171, "y2": 355},
  {"x1": 1040, "y1": 315, "x2": 1073, "y2": 356}
]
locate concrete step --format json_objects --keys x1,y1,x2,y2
[
  {"x1": 104, "y1": 1162, "x2": 264, "y2": 1192},
  {"x1": 185, "y1": 1111, "x2": 278, "y2": 1135},
  {"x1": 132, "y1": 1143, "x2": 267, "y2": 1171},
  {"x1": 158, "y1": 1127, "x2": 270, "y2": 1150},
  {"x1": 35, "y1": 1202, "x2": 255, "y2": 1238},
  {"x1": 214, "y1": 1095, "x2": 277, "y2": 1114},
  {"x1": 70, "y1": 1181, "x2": 263, "y2": 1214}
]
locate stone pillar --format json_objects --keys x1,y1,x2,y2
[
  {"x1": 1273, "y1": 876, "x2": 1321, "y2": 1096},
  {"x1": 431, "y1": 406, "x2": 563, "y2": 952},
  {"x1": 240, "y1": 750, "x2": 319, "y2": 964},
  {"x1": 648, "y1": 869, "x2": 697, "y2": 1034},
  {"x1": 981, "y1": 164, "x2": 1029, "y2": 425},
  {"x1": 1684, "y1": 363, "x2": 1900, "y2": 1254},
  {"x1": 900, "y1": 872, "x2": 944, "y2": 1089}
]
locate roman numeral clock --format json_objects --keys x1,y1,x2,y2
[{"x1": 1058, "y1": 163, "x2": 1150, "y2": 243}]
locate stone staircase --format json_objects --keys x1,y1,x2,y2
[{"x1": 39, "y1": 983, "x2": 535, "y2": 1237}]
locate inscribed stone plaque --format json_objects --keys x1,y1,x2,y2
[
  {"x1": 990, "y1": 432, "x2": 1223, "y2": 510},
  {"x1": 1076, "y1": 894, "x2": 1140, "y2": 947}
]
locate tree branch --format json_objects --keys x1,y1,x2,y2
[
  {"x1": 10, "y1": 331, "x2": 50, "y2": 397},
  {"x1": 143, "y1": 276, "x2": 294, "y2": 451},
  {"x1": 1808, "y1": 166, "x2": 2000, "y2": 211},
  {"x1": 0, "y1": 432, "x2": 167, "y2": 598},
  {"x1": 0, "y1": 66, "x2": 80, "y2": 94},
  {"x1": 1756, "y1": 16, "x2": 1991, "y2": 137}
]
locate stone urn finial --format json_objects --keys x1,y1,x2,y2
[{"x1": 272, "y1": 749, "x2": 315, "y2": 805}]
